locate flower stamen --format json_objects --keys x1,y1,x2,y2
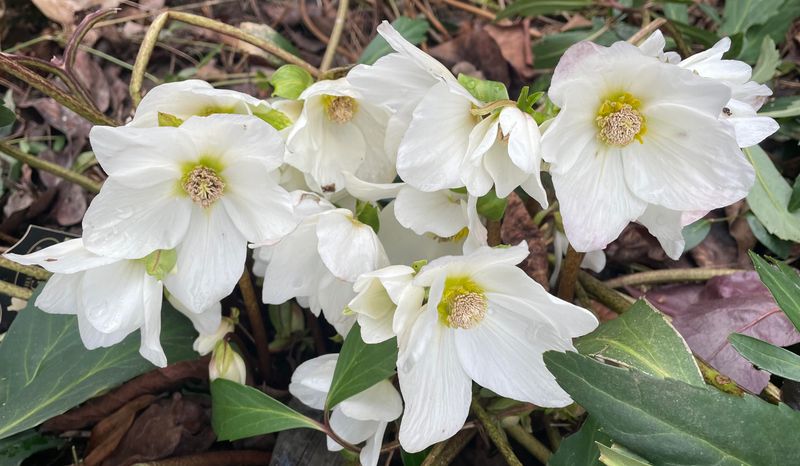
[
  {"x1": 596, "y1": 92, "x2": 646, "y2": 147},
  {"x1": 438, "y1": 276, "x2": 488, "y2": 329},
  {"x1": 322, "y1": 95, "x2": 358, "y2": 124},
  {"x1": 183, "y1": 165, "x2": 225, "y2": 207}
]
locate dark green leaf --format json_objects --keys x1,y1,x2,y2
[
  {"x1": 359, "y1": 17, "x2": 430, "y2": 65},
  {"x1": 211, "y1": 379, "x2": 321, "y2": 440},
  {"x1": 544, "y1": 351, "x2": 800, "y2": 466},
  {"x1": 457, "y1": 74, "x2": 509, "y2": 102},
  {"x1": 401, "y1": 448, "x2": 431, "y2": 466},
  {"x1": 758, "y1": 96, "x2": 800, "y2": 118},
  {"x1": 326, "y1": 323, "x2": 397, "y2": 410},
  {"x1": 496, "y1": 0, "x2": 591, "y2": 20},
  {"x1": 729, "y1": 333, "x2": 800, "y2": 382},
  {"x1": 598, "y1": 444, "x2": 652, "y2": 466},
  {"x1": 736, "y1": 1, "x2": 800, "y2": 62},
  {"x1": 0, "y1": 104, "x2": 15, "y2": 128},
  {"x1": 575, "y1": 300, "x2": 704, "y2": 386},
  {"x1": 356, "y1": 201, "x2": 381, "y2": 234},
  {"x1": 749, "y1": 251, "x2": 800, "y2": 332},
  {"x1": 550, "y1": 416, "x2": 611, "y2": 466},
  {"x1": 0, "y1": 287, "x2": 197, "y2": 440},
  {"x1": 269, "y1": 64, "x2": 314, "y2": 100},
  {"x1": 667, "y1": 20, "x2": 719, "y2": 47},
  {"x1": 744, "y1": 146, "x2": 800, "y2": 242},
  {"x1": 719, "y1": 0, "x2": 782, "y2": 36},
  {"x1": 476, "y1": 189, "x2": 508, "y2": 221},
  {"x1": 751, "y1": 36, "x2": 780, "y2": 83},
  {"x1": 681, "y1": 219, "x2": 711, "y2": 252},
  {"x1": 790, "y1": 176, "x2": 800, "y2": 212},
  {"x1": 533, "y1": 28, "x2": 615, "y2": 69},
  {"x1": 0, "y1": 430, "x2": 63, "y2": 466},
  {"x1": 746, "y1": 214, "x2": 792, "y2": 259}
]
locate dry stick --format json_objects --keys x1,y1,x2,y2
[
  {"x1": 487, "y1": 219, "x2": 502, "y2": 247},
  {"x1": 130, "y1": 11, "x2": 320, "y2": 105},
  {"x1": 471, "y1": 399, "x2": 524, "y2": 466},
  {"x1": 0, "y1": 141, "x2": 102, "y2": 193},
  {"x1": 440, "y1": 0, "x2": 496, "y2": 20},
  {"x1": 0, "y1": 280, "x2": 33, "y2": 300},
  {"x1": 578, "y1": 271, "x2": 635, "y2": 314},
  {"x1": 557, "y1": 245, "x2": 583, "y2": 302},
  {"x1": 421, "y1": 429, "x2": 477, "y2": 466},
  {"x1": 626, "y1": 17, "x2": 667, "y2": 45},
  {"x1": 60, "y1": 8, "x2": 120, "y2": 106},
  {"x1": 135, "y1": 450, "x2": 271, "y2": 466},
  {"x1": 0, "y1": 257, "x2": 51, "y2": 280},
  {"x1": 238, "y1": 269, "x2": 272, "y2": 383},
  {"x1": 320, "y1": 0, "x2": 350, "y2": 72},
  {"x1": 603, "y1": 268, "x2": 742, "y2": 289},
  {"x1": 504, "y1": 424, "x2": 552, "y2": 465}
]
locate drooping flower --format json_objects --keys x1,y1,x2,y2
[
  {"x1": 289, "y1": 354, "x2": 403, "y2": 466},
  {"x1": 348, "y1": 22, "x2": 547, "y2": 204},
  {"x1": 285, "y1": 78, "x2": 394, "y2": 195},
  {"x1": 83, "y1": 114, "x2": 297, "y2": 314},
  {"x1": 209, "y1": 340, "x2": 247, "y2": 384},
  {"x1": 395, "y1": 243, "x2": 598, "y2": 452},
  {"x1": 193, "y1": 311, "x2": 237, "y2": 356},
  {"x1": 4, "y1": 239, "x2": 220, "y2": 367},
  {"x1": 542, "y1": 39, "x2": 755, "y2": 259},
  {"x1": 257, "y1": 192, "x2": 389, "y2": 336}
]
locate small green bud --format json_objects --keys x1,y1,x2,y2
[{"x1": 270, "y1": 64, "x2": 314, "y2": 100}]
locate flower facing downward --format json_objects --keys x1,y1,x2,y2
[
  {"x1": 289, "y1": 354, "x2": 403, "y2": 466},
  {"x1": 395, "y1": 243, "x2": 598, "y2": 452},
  {"x1": 209, "y1": 341, "x2": 246, "y2": 385},
  {"x1": 542, "y1": 40, "x2": 755, "y2": 259}
]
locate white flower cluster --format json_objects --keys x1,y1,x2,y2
[{"x1": 5, "y1": 22, "x2": 775, "y2": 461}]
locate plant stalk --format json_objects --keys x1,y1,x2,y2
[
  {"x1": 504, "y1": 423, "x2": 552, "y2": 464},
  {"x1": 0, "y1": 141, "x2": 102, "y2": 193},
  {"x1": 603, "y1": 268, "x2": 742, "y2": 289},
  {"x1": 471, "y1": 398, "x2": 523, "y2": 466}
]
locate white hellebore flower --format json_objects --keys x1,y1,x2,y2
[
  {"x1": 396, "y1": 243, "x2": 598, "y2": 452},
  {"x1": 289, "y1": 354, "x2": 403, "y2": 466},
  {"x1": 5, "y1": 239, "x2": 220, "y2": 367},
  {"x1": 348, "y1": 22, "x2": 547, "y2": 204},
  {"x1": 128, "y1": 79, "x2": 291, "y2": 130},
  {"x1": 83, "y1": 114, "x2": 297, "y2": 314},
  {"x1": 209, "y1": 341, "x2": 247, "y2": 385},
  {"x1": 193, "y1": 313, "x2": 236, "y2": 356},
  {"x1": 639, "y1": 32, "x2": 778, "y2": 147},
  {"x1": 258, "y1": 192, "x2": 389, "y2": 336},
  {"x1": 285, "y1": 78, "x2": 393, "y2": 194},
  {"x1": 550, "y1": 230, "x2": 606, "y2": 288},
  {"x1": 542, "y1": 40, "x2": 755, "y2": 259}
]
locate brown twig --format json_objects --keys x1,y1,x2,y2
[
  {"x1": 471, "y1": 398, "x2": 523, "y2": 466},
  {"x1": 320, "y1": 0, "x2": 350, "y2": 72},
  {"x1": 626, "y1": 17, "x2": 666, "y2": 45},
  {"x1": 298, "y1": 0, "x2": 358, "y2": 63},
  {"x1": 440, "y1": 0, "x2": 495, "y2": 20},
  {"x1": 557, "y1": 245, "x2": 583, "y2": 302},
  {"x1": 421, "y1": 429, "x2": 477, "y2": 466},
  {"x1": 603, "y1": 268, "x2": 742, "y2": 289},
  {"x1": 238, "y1": 269, "x2": 271, "y2": 383},
  {"x1": 0, "y1": 141, "x2": 103, "y2": 193},
  {"x1": 487, "y1": 219, "x2": 502, "y2": 246}
]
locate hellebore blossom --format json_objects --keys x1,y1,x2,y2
[
  {"x1": 395, "y1": 243, "x2": 598, "y2": 451},
  {"x1": 209, "y1": 340, "x2": 247, "y2": 385},
  {"x1": 285, "y1": 78, "x2": 394, "y2": 194},
  {"x1": 83, "y1": 114, "x2": 296, "y2": 314},
  {"x1": 193, "y1": 311, "x2": 236, "y2": 356},
  {"x1": 289, "y1": 354, "x2": 403, "y2": 466},
  {"x1": 542, "y1": 39, "x2": 755, "y2": 259},
  {"x1": 258, "y1": 192, "x2": 389, "y2": 335},
  {"x1": 5, "y1": 239, "x2": 220, "y2": 367},
  {"x1": 348, "y1": 22, "x2": 547, "y2": 205}
]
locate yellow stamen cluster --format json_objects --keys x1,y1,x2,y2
[
  {"x1": 595, "y1": 92, "x2": 646, "y2": 146},
  {"x1": 183, "y1": 165, "x2": 225, "y2": 207},
  {"x1": 322, "y1": 95, "x2": 358, "y2": 124},
  {"x1": 437, "y1": 276, "x2": 488, "y2": 329}
]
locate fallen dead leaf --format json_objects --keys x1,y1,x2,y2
[
  {"x1": 484, "y1": 22, "x2": 535, "y2": 79},
  {"x1": 84, "y1": 394, "x2": 157, "y2": 466},
  {"x1": 501, "y1": 193, "x2": 549, "y2": 289}
]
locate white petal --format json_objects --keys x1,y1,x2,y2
[
  {"x1": 350, "y1": 279, "x2": 396, "y2": 344},
  {"x1": 168, "y1": 294, "x2": 222, "y2": 335},
  {"x1": 632, "y1": 63, "x2": 731, "y2": 116},
  {"x1": 352, "y1": 103, "x2": 394, "y2": 184},
  {"x1": 397, "y1": 82, "x2": 475, "y2": 191},
  {"x1": 316, "y1": 274, "x2": 358, "y2": 336},
  {"x1": 636, "y1": 205, "x2": 686, "y2": 260},
  {"x1": 360, "y1": 421, "x2": 388, "y2": 466},
  {"x1": 140, "y1": 275, "x2": 167, "y2": 367},
  {"x1": 82, "y1": 178, "x2": 192, "y2": 259},
  {"x1": 581, "y1": 250, "x2": 607, "y2": 273},
  {"x1": 482, "y1": 142, "x2": 529, "y2": 199},
  {"x1": 260, "y1": 226, "x2": 325, "y2": 305},
  {"x1": 164, "y1": 205, "x2": 247, "y2": 314},
  {"x1": 289, "y1": 353, "x2": 338, "y2": 410},
  {"x1": 339, "y1": 379, "x2": 403, "y2": 422},
  {"x1": 624, "y1": 104, "x2": 754, "y2": 211},
  {"x1": 539, "y1": 90, "x2": 599, "y2": 175},
  {"x1": 180, "y1": 114, "x2": 284, "y2": 169},
  {"x1": 316, "y1": 210, "x2": 388, "y2": 282},
  {"x1": 343, "y1": 173, "x2": 404, "y2": 202},
  {"x1": 35, "y1": 273, "x2": 81, "y2": 314},
  {"x1": 638, "y1": 31, "x2": 667, "y2": 57},
  {"x1": 394, "y1": 187, "x2": 467, "y2": 238},
  {"x1": 329, "y1": 408, "x2": 378, "y2": 446},
  {"x1": 376, "y1": 22, "x2": 458, "y2": 85},
  {"x1": 377, "y1": 201, "x2": 464, "y2": 265},
  {"x1": 348, "y1": 53, "x2": 437, "y2": 111},
  {"x1": 398, "y1": 308, "x2": 471, "y2": 453},
  {"x1": 728, "y1": 115, "x2": 779, "y2": 148},
  {"x1": 462, "y1": 195, "x2": 488, "y2": 254},
  {"x1": 461, "y1": 115, "x2": 499, "y2": 197},
  {"x1": 80, "y1": 260, "x2": 146, "y2": 334},
  {"x1": 4, "y1": 238, "x2": 117, "y2": 274}
]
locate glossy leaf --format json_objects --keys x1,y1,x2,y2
[
  {"x1": 544, "y1": 351, "x2": 800, "y2": 466},
  {"x1": 598, "y1": 444, "x2": 652, "y2": 466},
  {"x1": 750, "y1": 36, "x2": 780, "y2": 83},
  {"x1": 746, "y1": 213, "x2": 791, "y2": 259},
  {"x1": 0, "y1": 430, "x2": 63, "y2": 466},
  {"x1": 575, "y1": 300, "x2": 704, "y2": 386},
  {"x1": 269, "y1": 64, "x2": 314, "y2": 100},
  {"x1": 0, "y1": 104, "x2": 15, "y2": 128},
  {"x1": 457, "y1": 74, "x2": 509, "y2": 102},
  {"x1": 326, "y1": 323, "x2": 398, "y2": 410},
  {"x1": 550, "y1": 416, "x2": 610, "y2": 466},
  {"x1": 749, "y1": 251, "x2": 800, "y2": 332},
  {"x1": 719, "y1": 0, "x2": 782, "y2": 36},
  {"x1": 681, "y1": 219, "x2": 711, "y2": 252},
  {"x1": 744, "y1": 146, "x2": 800, "y2": 242},
  {"x1": 476, "y1": 189, "x2": 508, "y2": 221},
  {"x1": 759, "y1": 96, "x2": 800, "y2": 118},
  {"x1": 211, "y1": 379, "x2": 322, "y2": 440},
  {"x1": 359, "y1": 17, "x2": 429, "y2": 65},
  {"x1": 729, "y1": 333, "x2": 800, "y2": 382},
  {"x1": 497, "y1": 0, "x2": 591, "y2": 20},
  {"x1": 0, "y1": 288, "x2": 197, "y2": 440}
]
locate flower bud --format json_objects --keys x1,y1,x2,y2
[
  {"x1": 209, "y1": 341, "x2": 246, "y2": 385},
  {"x1": 193, "y1": 314, "x2": 236, "y2": 356}
]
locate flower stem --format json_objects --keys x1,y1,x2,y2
[
  {"x1": 0, "y1": 141, "x2": 102, "y2": 193},
  {"x1": 557, "y1": 245, "x2": 583, "y2": 302},
  {"x1": 320, "y1": 0, "x2": 349, "y2": 72},
  {"x1": 421, "y1": 429, "x2": 477, "y2": 466},
  {"x1": 238, "y1": 269, "x2": 271, "y2": 383},
  {"x1": 0, "y1": 257, "x2": 51, "y2": 281},
  {"x1": 603, "y1": 268, "x2": 742, "y2": 289},
  {"x1": 504, "y1": 423, "x2": 552, "y2": 464},
  {"x1": 0, "y1": 280, "x2": 33, "y2": 300},
  {"x1": 577, "y1": 271, "x2": 635, "y2": 314},
  {"x1": 487, "y1": 219, "x2": 502, "y2": 246},
  {"x1": 470, "y1": 398, "x2": 523, "y2": 466}
]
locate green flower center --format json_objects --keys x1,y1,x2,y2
[
  {"x1": 437, "y1": 276, "x2": 488, "y2": 329},
  {"x1": 595, "y1": 92, "x2": 646, "y2": 147},
  {"x1": 322, "y1": 95, "x2": 358, "y2": 124},
  {"x1": 181, "y1": 163, "x2": 225, "y2": 208}
]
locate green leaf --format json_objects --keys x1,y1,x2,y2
[
  {"x1": 269, "y1": 64, "x2": 314, "y2": 100},
  {"x1": 719, "y1": 0, "x2": 782, "y2": 36},
  {"x1": 729, "y1": 333, "x2": 800, "y2": 382},
  {"x1": 550, "y1": 416, "x2": 611, "y2": 466},
  {"x1": 750, "y1": 36, "x2": 780, "y2": 83},
  {"x1": 533, "y1": 27, "x2": 616, "y2": 69},
  {"x1": 253, "y1": 105, "x2": 293, "y2": 131},
  {"x1": 0, "y1": 104, "x2": 15, "y2": 128},
  {"x1": 736, "y1": 1, "x2": 800, "y2": 62},
  {"x1": 326, "y1": 323, "x2": 398, "y2": 410},
  {"x1": 789, "y1": 176, "x2": 800, "y2": 212},
  {"x1": 401, "y1": 448, "x2": 431, "y2": 466},
  {"x1": 0, "y1": 430, "x2": 64, "y2": 466},
  {"x1": 0, "y1": 287, "x2": 197, "y2": 440},
  {"x1": 211, "y1": 379, "x2": 322, "y2": 440},
  {"x1": 681, "y1": 219, "x2": 710, "y2": 252},
  {"x1": 598, "y1": 444, "x2": 652, "y2": 466},
  {"x1": 749, "y1": 251, "x2": 800, "y2": 332},
  {"x1": 575, "y1": 300, "x2": 704, "y2": 386},
  {"x1": 496, "y1": 0, "x2": 591, "y2": 20},
  {"x1": 356, "y1": 201, "x2": 381, "y2": 234},
  {"x1": 662, "y1": 3, "x2": 689, "y2": 24},
  {"x1": 746, "y1": 213, "x2": 792, "y2": 259},
  {"x1": 758, "y1": 96, "x2": 800, "y2": 118},
  {"x1": 744, "y1": 145, "x2": 800, "y2": 242},
  {"x1": 544, "y1": 351, "x2": 800, "y2": 466},
  {"x1": 476, "y1": 189, "x2": 508, "y2": 221},
  {"x1": 667, "y1": 20, "x2": 719, "y2": 47},
  {"x1": 359, "y1": 17, "x2": 430, "y2": 65},
  {"x1": 457, "y1": 74, "x2": 509, "y2": 103}
]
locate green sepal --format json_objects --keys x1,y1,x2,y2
[
  {"x1": 457, "y1": 73, "x2": 509, "y2": 103},
  {"x1": 253, "y1": 105, "x2": 292, "y2": 131},
  {"x1": 142, "y1": 249, "x2": 178, "y2": 281},
  {"x1": 477, "y1": 189, "x2": 507, "y2": 221},
  {"x1": 355, "y1": 200, "x2": 380, "y2": 234},
  {"x1": 269, "y1": 64, "x2": 314, "y2": 100},
  {"x1": 516, "y1": 86, "x2": 544, "y2": 115},
  {"x1": 158, "y1": 112, "x2": 184, "y2": 127}
]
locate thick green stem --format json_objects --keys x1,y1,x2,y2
[
  {"x1": 578, "y1": 271, "x2": 635, "y2": 314},
  {"x1": 0, "y1": 257, "x2": 51, "y2": 280},
  {"x1": 421, "y1": 429, "x2": 477, "y2": 466},
  {"x1": 471, "y1": 399, "x2": 523, "y2": 466},
  {"x1": 603, "y1": 268, "x2": 741, "y2": 289},
  {"x1": 504, "y1": 424, "x2": 552, "y2": 464},
  {"x1": 0, "y1": 141, "x2": 102, "y2": 193},
  {"x1": 0, "y1": 280, "x2": 33, "y2": 300}
]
